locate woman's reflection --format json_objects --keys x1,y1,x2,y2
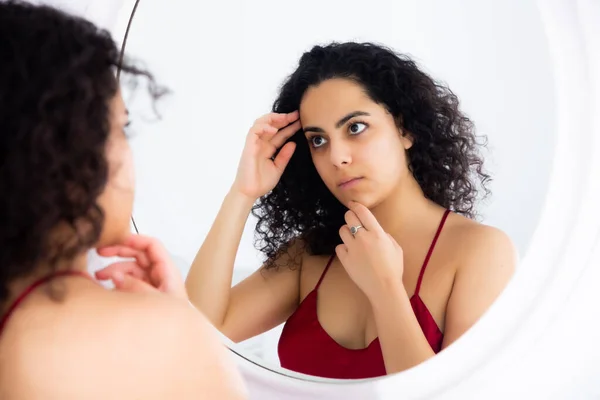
[{"x1": 186, "y1": 42, "x2": 517, "y2": 379}]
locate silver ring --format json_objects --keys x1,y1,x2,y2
[{"x1": 350, "y1": 225, "x2": 363, "y2": 237}]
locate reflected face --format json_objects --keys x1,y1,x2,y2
[
  {"x1": 299, "y1": 78, "x2": 413, "y2": 208},
  {"x1": 96, "y1": 91, "x2": 135, "y2": 246}
]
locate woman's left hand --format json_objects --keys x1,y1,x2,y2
[{"x1": 336, "y1": 201, "x2": 405, "y2": 301}]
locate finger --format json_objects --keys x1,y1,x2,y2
[
  {"x1": 343, "y1": 210, "x2": 365, "y2": 236},
  {"x1": 121, "y1": 235, "x2": 183, "y2": 291},
  {"x1": 118, "y1": 234, "x2": 171, "y2": 268},
  {"x1": 256, "y1": 111, "x2": 299, "y2": 124},
  {"x1": 272, "y1": 142, "x2": 296, "y2": 171},
  {"x1": 95, "y1": 246, "x2": 150, "y2": 268},
  {"x1": 112, "y1": 272, "x2": 158, "y2": 294},
  {"x1": 254, "y1": 113, "x2": 289, "y2": 127},
  {"x1": 262, "y1": 120, "x2": 301, "y2": 159},
  {"x1": 347, "y1": 201, "x2": 384, "y2": 234},
  {"x1": 255, "y1": 111, "x2": 299, "y2": 130},
  {"x1": 248, "y1": 124, "x2": 282, "y2": 159},
  {"x1": 95, "y1": 262, "x2": 150, "y2": 283},
  {"x1": 339, "y1": 225, "x2": 354, "y2": 245},
  {"x1": 249, "y1": 123, "x2": 278, "y2": 138},
  {"x1": 335, "y1": 244, "x2": 348, "y2": 263},
  {"x1": 268, "y1": 120, "x2": 302, "y2": 147}
]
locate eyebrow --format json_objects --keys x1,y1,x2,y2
[{"x1": 303, "y1": 111, "x2": 371, "y2": 133}]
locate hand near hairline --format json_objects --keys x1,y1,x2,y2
[{"x1": 230, "y1": 111, "x2": 301, "y2": 200}]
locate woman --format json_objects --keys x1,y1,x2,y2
[
  {"x1": 182, "y1": 41, "x2": 517, "y2": 380},
  {"x1": 0, "y1": 2, "x2": 246, "y2": 398}
]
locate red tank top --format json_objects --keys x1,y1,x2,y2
[
  {"x1": 278, "y1": 209, "x2": 450, "y2": 379},
  {"x1": 0, "y1": 270, "x2": 94, "y2": 335}
]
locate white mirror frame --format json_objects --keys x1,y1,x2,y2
[{"x1": 53, "y1": 0, "x2": 599, "y2": 398}]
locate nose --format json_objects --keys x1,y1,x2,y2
[{"x1": 328, "y1": 138, "x2": 352, "y2": 168}]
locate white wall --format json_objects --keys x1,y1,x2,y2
[{"x1": 120, "y1": 0, "x2": 555, "y2": 366}]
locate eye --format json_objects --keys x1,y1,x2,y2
[
  {"x1": 348, "y1": 122, "x2": 367, "y2": 135},
  {"x1": 310, "y1": 135, "x2": 328, "y2": 148}
]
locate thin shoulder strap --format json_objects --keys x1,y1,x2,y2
[
  {"x1": 0, "y1": 270, "x2": 92, "y2": 334},
  {"x1": 314, "y1": 254, "x2": 335, "y2": 290},
  {"x1": 414, "y1": 209, "x2": 451, "y2": 296}
]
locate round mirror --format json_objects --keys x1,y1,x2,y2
[{"x1": 119, "y1": 0, "x2": 557, "y2": 383}]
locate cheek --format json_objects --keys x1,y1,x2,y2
[
  {"x1": 106, "y1": 142, "x2": 135, "y2": 208},
  {"x1": 364, "y1": 134, "x2": 407, "y2": 176},
  {"x1": 311, "y1": 153, "x2": 331, "y2": 183},
  {"x1": 120, "y1": 146, "x2": 135, "y2": 189},
  {"x1": 310, "y1": 152, "x2": 345, "y2": 195},
  {"x1": 109, "y1": 141, "x2": 135, "y2": 191}
]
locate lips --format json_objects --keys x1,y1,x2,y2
[{"x1": 338, "y1": 177, "x2": 363, "y2": 188}]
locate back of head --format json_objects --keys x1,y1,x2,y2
[
  {"x1": 253, "y1": 42, "x2": 490, "y2": 265},
  {"x1": 0, "y1": 5, "x2": 249, "y2": 399},
  {"x1": 0, "y1": 1, "x2": 124, "y2": 301}
]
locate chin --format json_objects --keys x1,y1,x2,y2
[{"x1": 337, "y1": 193, "x2": 379, "y2": 209}]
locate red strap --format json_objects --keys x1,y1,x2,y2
[
  {"x1": 414, "y1": 209, "x2": 450, "y2": 296},
  {"x1": 0, "y1": 270, "x2": 93, "y2": 334},
  {"x1": 314, "y1": 255, "x2": 335, "y2": 290}
]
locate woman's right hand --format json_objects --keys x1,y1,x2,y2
[
  {"x1": 94, "y1": 234, "x2": 188, "y2": 302},
  {"x1": 231, "y1": 111, "x2": 301, "y2": 200}
]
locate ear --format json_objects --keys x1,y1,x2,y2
[
  {"x1": 394, "y1": 115, "x2": 414, "y2": 150},
  {"x1": 399, "y1": 127, "x2": 414, "y2": 150}
]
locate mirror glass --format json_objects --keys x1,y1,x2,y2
[{"x1": 121, "y1": 0, "x2": 555, "y2": 381}]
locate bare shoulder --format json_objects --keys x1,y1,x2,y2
[
  {"x1": 93, "y1": 292, "x2": 247, "y2": 399},
  {"x1": 12, "y1": 290, "x2": 247, "y2": 399},
  {"x1": 441, "y1": 215, "x2": 518, "y2": 346},
  {"x1": 446, "y1": 213, "x2": 518, "y2": 280},
  {"x1": 451, "y1": 215, "x2": 518, "y2": 256}
]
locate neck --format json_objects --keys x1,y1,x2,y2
[{"x1": 369, "y1": 176, "x2": 445, "y2": 240}]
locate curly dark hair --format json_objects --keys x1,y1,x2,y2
[
  {"x1": 0, "y1": 1, "x2": 165, "y2": 302},
  {"x1": 252, "y1": 41, "x2": 491, "y2": 268}
]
